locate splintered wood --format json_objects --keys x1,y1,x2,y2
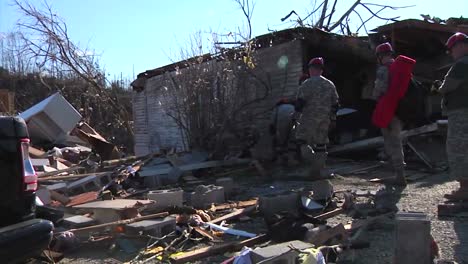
[{"x1": 170, "y1": 234, "x2": 269, "y2": 264}]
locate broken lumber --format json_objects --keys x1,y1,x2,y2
[
  {"x1": 61, "y1": 212, "x2": 169, "y2": 234},
  {"x1": 170, "y1": 234, "x2": 268, "y2": 264},
  {"x1": 210, "y1": 199, "x2": 258, "y2": 212},
  {"x1": 193, "y1": 227, "x2": 221, "y2": 242},
  {"x1": 209, "y1": 205, "x2": 257, "y2": 224},
  {"x1": 329, "y1": 123, "x2": 438, "y2": 154}
]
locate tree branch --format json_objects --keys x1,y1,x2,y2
[
  {"x1": 325, "y1": 0, "x2": 338, "y2": 28},
  {"x1": 358, "y1": 3, "x2": 400, "y2": 22},
  {"x1": 317, "y1": 0, "x2": 329, "y2": 28},
  {"x1": 328, "y1": 0, "x2": 361, "y2": 31}
]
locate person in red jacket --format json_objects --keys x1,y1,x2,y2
[{"x1": 372, "y1": 42, "x2": 406, "y2": 186}]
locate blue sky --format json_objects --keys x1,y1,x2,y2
[{"x1": 0, "y1": 0, "x2": 466, "y2": 81}]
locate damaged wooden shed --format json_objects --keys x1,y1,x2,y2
[
  {"x1": 130, "y1": 18, "x2": 468, "y2": 156},
  {"x1": 131, "y1": 27, "x2": 375, "y2": 156}
]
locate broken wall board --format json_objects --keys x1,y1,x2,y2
[
  {"x1": 329, "y1": 123, "x2": 438, "y2": 154},
  {"x1": 139, "y1": 159, "x2": 252, "y2": 177}
]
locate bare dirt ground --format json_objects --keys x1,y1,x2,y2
[{"x1": 31, "y1": 161, "x2": 468, "y2": 264}]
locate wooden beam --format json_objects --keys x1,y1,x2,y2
[
  {"x1": 210, "y1": 199, "x2": 258, "y2": 212},
  {"x1": 170, "y1": 234, "x2": 268, "y2": 264},
  {"x1": 209, "y1": 205, "x2": 257, "y2": 224}
]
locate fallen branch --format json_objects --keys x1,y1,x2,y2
[{"x1": 328, "y1": 0, "x2": 361, "y2": 31}]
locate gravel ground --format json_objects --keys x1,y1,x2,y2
[{"x1": 35, "y1": 163, "x2": 468, "y2": 264}]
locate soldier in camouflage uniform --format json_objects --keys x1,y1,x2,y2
[
  {"x1": 296, "y1": 57, "x2": 339, "y2": 176},
  {"x1": 437, "y1": 32, "x2": 468, "y2": 201},
  {"x1": 372, "y1": 42, "x2": 407, "y2": 186}
]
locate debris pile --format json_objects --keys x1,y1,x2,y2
[{"x1": 19, "y1": 88, "x2": 445, "y2": 263}]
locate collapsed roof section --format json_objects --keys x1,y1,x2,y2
[{"x1": 131, "y1": 27, "x2": 374, "y2": 92}]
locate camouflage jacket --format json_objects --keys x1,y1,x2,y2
[
  {"x1": 296, "y1": 75, "x2": 339, "y2": 120},
  {"x1": 439, "y1": 55, "x2": 468, "y2": 111},
  {"x1": 372, "y1": 60, "x2": 394, "y2": 101}
]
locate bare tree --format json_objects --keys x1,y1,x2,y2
[
  {"x1": 0, "y1": 32, "x2": 35, "y2": 74},
  {"x1": 152, "y1": 0, "x2": 277, "y2": 156},
  {"x1": 14, "y1": 0, "x2": 134, "y2": 138},
  {"x1": 281, "y1": 0, "x2": 414, "y2": 35}
]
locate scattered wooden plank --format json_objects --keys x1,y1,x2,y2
[
  {"x1": 170, "y1": 234, "x2": 268, "y2": 264},
  {"x1": 62, "y1": 212, "x2": 169, "y2": 234},
  {"x1": 66, "y1": 191, "x2": 99, "y2": 207},
  {"x1": 209, "y1": 206, "x2": 257, "y2": 224},
  {"x1": 210, "y1": 199, "x2": 258, "y2": 212}
]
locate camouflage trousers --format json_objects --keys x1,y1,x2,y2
[
  {"x1": 446, "y1": 108, "x2": 468, "y2": 180},
  {"x1": 381, "y1": 117, "x2": 405, "y2": 171},
  {"x1": 296, "y1": 114, "x2": 330, "y2": 145}
]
